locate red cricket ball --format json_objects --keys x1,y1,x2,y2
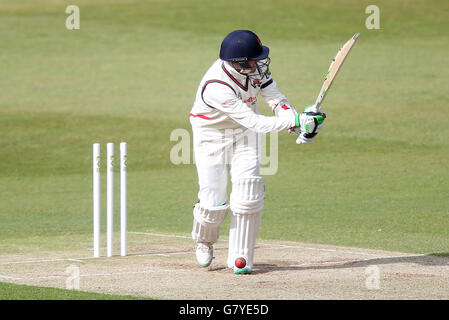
[{"x1": 235, "y1": 257, "x2": 246, "y2": 269}]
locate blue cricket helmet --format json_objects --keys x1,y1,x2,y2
[{"x1": 219, "y1": 30, "x2": 270, "y2": 62}]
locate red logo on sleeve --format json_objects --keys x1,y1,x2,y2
[{"x1": 244, "y1": 97, "x2": 257, "y2": 104}]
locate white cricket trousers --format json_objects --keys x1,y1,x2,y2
[{"x1": 193, "y1": 127, "x2": 260, "y2": 206}]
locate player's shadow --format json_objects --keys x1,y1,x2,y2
[{"x1": 253, "y1": 253, "x2": 449, "y2": 275}]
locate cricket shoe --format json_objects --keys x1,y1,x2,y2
[
  {"x1": 195, "y1": 242, "x2": 214, "y2": 267},
  {"x1": 233, "y1": 266, "x2": 252, "y2": 275}
]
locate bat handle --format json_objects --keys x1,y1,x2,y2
[{"x1": 312, "y1": 97, "x2": 323, "y2": 113}]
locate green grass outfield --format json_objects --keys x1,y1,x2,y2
[
  {"x1": 0, "y1": 0, "x2": 448, "y2": 298},
  {"x1": 0, "y1": 282, "x2": 143, "y2": 300}
]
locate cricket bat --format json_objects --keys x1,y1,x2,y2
[{"x1": 311, "y1": 32, "x2": 360, "y2": 113}]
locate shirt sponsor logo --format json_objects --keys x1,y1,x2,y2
[{"x1": 244, "y1": 96, "x2": 257, "y2": 104}]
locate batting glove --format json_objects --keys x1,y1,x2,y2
[{"x1": 295, "y1": 105, "x2": 326, "y2": 144}]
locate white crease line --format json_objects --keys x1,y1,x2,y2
[
  {"x1": 10, "y1": 269, "x2": 190, "y2": 281},
  {"x1": 0, "y1": 257, "x2": 91, "y2": 266},
  {"x1": 130, "y1": 232, "x2": 192, "y2": 239},
  {"x1": 287, "y1": 254, "x2": 428, "y2": 268},
  {"x1": 0, "y1": 250, "x2": 195, "y2": 266},
  {"x1": 0, "y1": 258, "x2": 82, "y2": 266},
  {"x1": 134, "y1": 252, "x2": 192, "y2": 257},
  {"x1": 0, "y1": 275, "x2": 21, "y2": 280},
  {"x1": 292, "y1": 260, "x2": 355, "y2": 267},
  {"x1": 258, "y1": 243, "x2": 404, "y2": 258},
  {"x1": 289, "y1": 259, "x2": 378, "y2": 268}
]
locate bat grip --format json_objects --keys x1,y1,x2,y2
[{"x1": 312, "y1": 100, "x2": 322, "y2": 113}]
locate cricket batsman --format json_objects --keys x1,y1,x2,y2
[{"x1": 189, "y1": 30, "x2": 326, "y2": 274}]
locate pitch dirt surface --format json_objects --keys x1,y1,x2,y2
[{"x1": 1, "y1": 232, "x2": 448, "y2": 300}]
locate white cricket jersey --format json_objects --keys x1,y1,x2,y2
[{"x1": 190, "y1": 59, "x2": 296, "y2": 133}]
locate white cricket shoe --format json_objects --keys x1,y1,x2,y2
[{"x1": 195, "y1": 242, "x2": 213, "y2": 267}]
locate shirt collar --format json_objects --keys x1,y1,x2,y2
[
  {"x1": 222, "y1": 61, "x2": 248, "y2": 81},
  {"x1": 221, "y1": 61, "x2": 249, "y2": 91}
]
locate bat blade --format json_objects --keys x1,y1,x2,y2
[{"x1": 313, "y1": 32, "x2": 360, "y2": 112}]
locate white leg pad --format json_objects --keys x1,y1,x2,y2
[
  {"x1": 227, "y1": 177, "x2": 265, "y2": 270},
  {"x1": 191, "y1": 203, "x2": 229, "y2": 244},
  {"x1": 227, "y1": 211, "x2": 262, "y2": 270}
]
